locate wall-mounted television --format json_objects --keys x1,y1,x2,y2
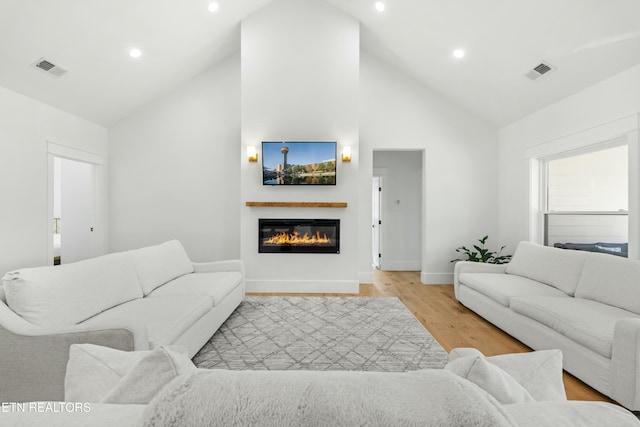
[{"x1": 262, "y1": 141, "x2": 337, "y2": 185}]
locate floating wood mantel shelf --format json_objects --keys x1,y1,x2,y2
[{"x1": 245, "y1": 202, "x2": 347, "y2": 208}]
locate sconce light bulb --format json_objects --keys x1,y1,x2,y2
[
  {"x1": 342, "y1": 146, "x2": 352, "y2": 162},
  {"x1": 247, "y1": 146, "x2": 258, "y2": 162}
]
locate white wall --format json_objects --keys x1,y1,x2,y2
[
  {"x1": 373, "y1": 151, "x2": 422, "y2": 270},
  {"x1": 359, "y1": 53, "x2": 499, "y2": 284},
  {"x1": 498, "y1": 64, "x2": 640, "y2": 252},
  {"x1": 0, "y1": 86, "x2": 107, "y2": 276},
  {"x1": 108, "y1": 54, "x2": 241, "y2": 261},
  {"x1": 241, "y1": 0, "x2": 360, "y2": 292}
]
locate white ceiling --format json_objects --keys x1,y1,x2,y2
[{"x1": 1, "y1": 0, "x2": 640, "y2": 128}]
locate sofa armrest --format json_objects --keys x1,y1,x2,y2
[
  {"x1": 453, "y1": 261, "x2": 508, "y2": 300},
  {"x1": 192, "y1": 259, "x2": 244, "y2": 275},
  {"x1": 0, "y1": 302, "x2": 146, "y2": 403},
  {"x1": 611, "y1": 318, "x2": 640, "y2": 410}
]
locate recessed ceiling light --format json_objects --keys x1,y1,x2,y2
[
  {"x1": 208, "y1": 2, "x2": 219, "y2": 12},
  {"x1": 129, "y1": 48, "x2": 142, "y2": 58},
  {"x1": 453, "y1": 49, "x2": 465, "y2": 59},
  {"x1": 375, "y1": 2, "x2": 385, "y2": 12}
]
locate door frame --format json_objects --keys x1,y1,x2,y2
[
  {"x1": 372, "y1": 174, "x2": 385, "y2": 269},
  {"x1": 47, "y1": 142, "x2": 106, "y2": 265}
]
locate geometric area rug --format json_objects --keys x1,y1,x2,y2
[{"x1": 193, "y1": 296, "x2": 449, "y2": 371}]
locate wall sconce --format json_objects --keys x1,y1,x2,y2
[
  {"x1": 342, "y1": 146, "x2": 352, "y2": 162},
  {"x1": 247, "y1": 146, "x2": 258, "y2": 162}
]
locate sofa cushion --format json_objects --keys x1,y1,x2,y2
[
  {"x1": 80, "y1": 295, "x2": 212, "y2": 349},
  {"x1": 128, "y1": 240, "x2": 194, "y2": 295},
  {"x1": 148, "y1": 272, "x2": 242, "y2": 306},
  {"x1": 459, "y1": 273, "x2": 568, "y2": 307},
  {"x1": 142, "y1": 369, "x2": 518, "y2": 427},
  {"x1": 0, "y1": 404, "x2": 146, "y2": 427},
  {"x1": 505, "y1": 401, "x2": 640, "y2": 427},
  {"x1": 576, "y1": 252, "x2": 640, "y2": 315},
  {"x1": 2, "y1": 253, "x2": 142, "y2": 326},
  {"x1": 505, "y1": 241, "x2": 587, "y2": 296},
  {"x1": 510, "y1": 296, "x2": 640, "y2": 358}
]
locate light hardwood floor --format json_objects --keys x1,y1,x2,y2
[{"x1": 248, "y1": 270, "x2": 613, "y2": 403}]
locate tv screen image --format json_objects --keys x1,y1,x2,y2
[{"x1": 262, "y1": 141, "x2": 337, "y2": 185}]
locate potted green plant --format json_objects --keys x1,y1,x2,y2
[{"x1": 451, "y1": 235, "x2": 511, "y2": 264}]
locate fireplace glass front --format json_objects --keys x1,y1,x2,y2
[{"x1": 258, "y1": 219, "x2": 340, "y2": 254}]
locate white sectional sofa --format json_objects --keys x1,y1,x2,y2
[
  {"x1": 0, "y1": 240, "x2": 245, "y2": 403},
  {"x1": 454, "y1": 241, "x2": 640, "y2": 410},
  {"x1": 4, "y1": 345, "x2": 639, "y2": 426}
]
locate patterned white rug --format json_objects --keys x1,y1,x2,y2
[{"x1": 193, "y1": 296, "x2": 449, "y2": 371}]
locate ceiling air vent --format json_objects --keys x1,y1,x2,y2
[
  {"x1": 31, "y1": 57, "x2": 67, "y2": 78},
  {"x1": 525, "y1": 61, "x2": 555, "y2": 81}
]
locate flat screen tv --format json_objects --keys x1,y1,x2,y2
[{"x1": 262, "y1": 141, "x2": 337, "y2": 185}]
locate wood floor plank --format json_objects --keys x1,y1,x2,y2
[{"x1": 248, "y1": 270, "x2": 613, "y2": 404}]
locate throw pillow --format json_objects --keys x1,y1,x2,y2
[
  {"x1": 448, "y1": 347, "x2": 484, "y2": 362},
  {"x1": 101, "y1": 346, "x2": 196, "y2": 404},
  {"x1": 65, "y1": 344, "x2": 191, "y2": 403},
  {"x1": 445, "y1": 356, "x2": 535, "y2": 404},
  {"x1": 65, "y1": 344, "x2": 150, "y2": 402},
  {"x1": 485, "y1": 349, "x2": 566, "y2": 401}
]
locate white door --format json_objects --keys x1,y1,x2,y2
[
  {"x1": 56, "y1": 157, "x2": 97, "y2": 263},
  {"x1": 372, "y1": 176, "x2": 382, "y2": 269}
]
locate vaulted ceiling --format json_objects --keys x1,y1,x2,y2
[{"x1": 1, "y1": 0, "x2": 639, "y2": 128}]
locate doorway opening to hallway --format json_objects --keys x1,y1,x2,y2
[{"x1": 372, "y1": 150, "x2": 423, "y2": 272}]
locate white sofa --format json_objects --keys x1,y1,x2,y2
[
  {"x1": 3, "y1": 344, "x2": 638, "y2": 427},
  {"x1": 454, "y1": 241, "x2": 640, "y2": 410},
  {"x1": 0, "y1": 240, "x2": 245, "y2": 403}
]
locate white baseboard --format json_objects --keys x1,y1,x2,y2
[
  {"x1": 382, "y1": 261, "x2": 421, "y2": 271},
  {"x1": 358, "y1": 271, "x2": 374, "y2": 284},
  {"x1": 359, "y1": 270, "x2": 452, "y2": 285},
  {"x1": 421, "y1": 272, "x2": 453, "y2": 285},
  {"x1": 246, "y1": 279, "x2": 360, "y2": 294}
]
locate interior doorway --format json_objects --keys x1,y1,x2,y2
[
  {"x1": 53, "y1": 157, "x2": 97, "y2": 264},
  {"x1": 48, "y1": 142, "x2": 105, "y2": 266},
  {"x1": 372, "y1": 150, "x2": 423, "y2": 272}
]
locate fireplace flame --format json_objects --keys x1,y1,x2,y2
[{"x1": 264, "y1": 230, "x2": 332, "y2": 246}]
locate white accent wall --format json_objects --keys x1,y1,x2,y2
[
  {"x1": 103, "y1": 1, "x2": 500, "y2": 286},
  {"x1": 498, "y1": 64, "x2": 640, "y2": 256},
  {"x1": 359, "y1": 53, "x2": 499, "y2": 284},
  {"x1": 240, "y1": 0, "x2": 360, "y2": 293},
  {"x1": 107, "y1": 29, "x2": 500, "y2": 287},
  {"x1": 108, "y1": 55, "x2": 241, "y2": 261},
  {"x1": 0, "y1": 86, "x2": 107, "y2": 276}
]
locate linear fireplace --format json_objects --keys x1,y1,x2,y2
[{"x1": 259, "y1": 218, "x2": 340, "y2": 254}]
